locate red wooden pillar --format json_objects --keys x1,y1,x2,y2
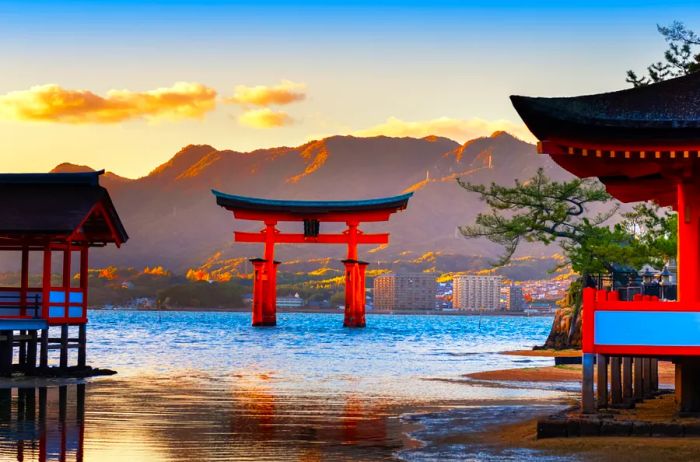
[
  {"x1": 20, "y1": 245, "x2": 28, "y2": 317},
  {"x1": 346, "y1": 222, "x2": 359, "y2": 261},
  {"x1": 42, "y1": 248, "x2": 52, "y2": 320},
  {"x1": 78, "y1": 245, "x2": 88, "y2": 367},
  {"x1": 254, "y1": 222, "x2": 278, "y2": 327},
  {"x1": 343, "y1": 260, "x2": 357, "y2": 327},
  {"x1": 261, "y1": 261, "x2": 279, "y2": 326},
  {"x1": 677, "y1": 181, "x2": 700, "y2": 304},
  {"x1": 357, "y1": 261, "x2": 367, "y2": 327},
  {"x1": 63, "y1": 245, "x2": 71, "y2": 322},
  {"x1": 250, "y1": 258, "x2": 266, "y2": 326},
  {"x1": 343, "y1": 260, "x2": 367, "y2": 328},
  {"x1": 675, "y1": 181, "x2": 700, "y2": 412}
]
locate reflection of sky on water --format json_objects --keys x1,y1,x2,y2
[
  {"x1": 0, "y1": 312, "x2": 575, "y2": 461},
  {"x1": 88, "y1": 311, "x2": 559, "y2": 400}
]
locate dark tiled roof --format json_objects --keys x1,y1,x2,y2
[
  {"x1": 0, "y1": 171, "x2": 128, "y2": 244},
  {"x1": 511, "y1": 72, "x2": 700, "y2": 144},
  {"x1": 212, "y1": 191, "x2": 413, "y2": 215}
]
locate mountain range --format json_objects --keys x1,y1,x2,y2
[{"x1": 37, "y1": 132, "x2": 578, "y2": 278}]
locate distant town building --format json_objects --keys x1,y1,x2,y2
[
  {"x1": 526, "y1": 300, "x2": 558, "y2": 314},
  {"x1": 373, "y1": 273, "x2": 437, "y2": 310},
  {"x1": 502, "y1": 283, "x2": 526, "y2": 312},
  {"x1": 277, "y1": 295, "x2": 305, "y2": 308},
  {"x1": 453, "y1": 275, "x2": 503, "y2": 311}
]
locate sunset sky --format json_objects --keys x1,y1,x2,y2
[{"x1": 2, "y1": 1, "x2": 700, "y2": 178}]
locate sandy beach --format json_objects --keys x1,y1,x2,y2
[{"x1": 431, "y1": 350, "x2": 700, "y2": 462}]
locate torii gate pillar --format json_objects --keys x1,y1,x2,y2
[
  {"x1": 343, "y1": 260, "x2": 368, "y2": 328},
  {"x1": 250, "y1": 258, "x2": 278, "y2": 326}
]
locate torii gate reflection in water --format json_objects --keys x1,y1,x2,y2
[{"x1": 212, "y1": 192, "x2": 412, "y2": 327}]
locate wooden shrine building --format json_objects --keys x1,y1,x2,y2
[
  {"x1": 0, "y1": 171, "x2": 128, "y2": 376},
  {"x1": 213, "y1": 191, "x2": 412, "y2": 327},
  {"x1": 512, "y1": 71, "x2": 700, "y2": 413}
]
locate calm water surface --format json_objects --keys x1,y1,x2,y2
[{"x1": 0, "y1": 311, "x2": 576, "y2": 461}]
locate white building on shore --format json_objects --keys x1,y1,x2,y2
[{"x1": 453, "y1": 275, "x2": 503, "y2": 311}]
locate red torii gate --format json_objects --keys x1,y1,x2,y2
[{"x1": 212, "y1": 192, "x2": 412, "y2": 327}]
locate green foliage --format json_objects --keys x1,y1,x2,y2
[
  {"x1": 329, "y1": 291, "x2": 345, "y2": 307},
  {"x1": 622, "y1": 203, "x2": 678, "y2": 266},
  {"x1": 459, "y1": 169, "x2": 678, "y2": 346},
  {"x1": 156, "y1": 281, "x2": 246, "y2": 308},
  {"x1": 627, "y1": 21, "x2": 700, "y2": 86},
  {"x1": 458, "y1": 168, "x2": 621, "y2": 274},
  {"x1": 459, "y1": 168, "x2": 676, "y2": 277}
]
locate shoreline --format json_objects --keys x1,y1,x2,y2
[
  {"x1": 450, "y1": 354, "x2": 700, "y2": 461},
  {"x1": 91, "y1": 306, "x2": 555, "y2": 317}
]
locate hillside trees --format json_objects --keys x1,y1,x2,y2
[{"x1": 459, "y1": 169, "x2": 676, "y2": 348}]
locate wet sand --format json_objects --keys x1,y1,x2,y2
[
  {"x1": 465, "y1": 361, "x2": 676, "y2": 387},
  {"x1": 484, "y1": 402, "x2": 700, "y2": 462},
  {"x1": 448, "y1": 355, "x2": 700, "y2": 462}
]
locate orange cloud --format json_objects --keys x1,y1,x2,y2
[
  {"x1": 353, "y1": 116, "x2": 536, "y2": 143},
  {"x1": 239, "y1": 108, "x2": 293, "y2": 128},
  {"x1": 0, "y1": 82, "x2": 217, "y2": 124},
  {"x1": 226, "y1": 80, "x2": 305, "y2": 106}
]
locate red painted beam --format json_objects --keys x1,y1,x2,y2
[
  {"x1": 234, "y1": 231, "x2": 389, "y2": 245},
  {"x1": 541, "y1": 138, "x2": 700, "y2": 153},
  {"x1": 232, "y1": 210, "x2": 394, "y2": 222},
  {"x1": 593, "y1": 345, "x2": 700, "y2": 357}
]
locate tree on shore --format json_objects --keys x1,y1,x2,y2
[
  {"x1": 458, "y1": 169, "x2": 676, "y2": 348},
  {"x1": 627, "y1": 21, "x2": 700, "y2": 86}
]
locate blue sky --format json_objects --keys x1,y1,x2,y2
[{"x1": 1, "y1": 1, "x2": 700, "y2": 177}]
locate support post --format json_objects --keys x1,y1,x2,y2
[
  {"x1": 254, "y1": 222, "x2": 277, "y2": 327},
  {"x1": 634, "y1": 357, "x2": 644, "y2": 401},
  {"x1": 80, "y1": 245, "x2": 88, "y2": 323},
  {"x1": 346, "y1": 222, "x2": 358, "y2": 261},
  {"x1": 0, "y1": 330, "x2": 12, "y2": 377},
  {"x1": 78, "y1": 324, "x2": 86, "y2": 368},
  {"x1": 60, "y1": 324, "x2": 68, "y2": 369},
  {"x1": 675, "y1": 182, "x2": 700, "y2": 412},
  {"x1": 582, "y1": 353, "x2": 595, "y2": 414},
  {"x1": 622, "y1": 357, "x2": 633, "y2": 402},
  {"x1": 18, "y1": 329, "x2": 26, "y2": 368},
  {"x1": 676, "y1": 358, "x2": 700, "y2": 414},
  {"x1": 63, "y1": 246, "x2": 71, "y2": 322},
  {"x1": 650, "y1": 358, "x2": 659, "y2": 392},
  {"x1": 677, "y1": 181, "x2": 700, "y2": 305},
  {"x1": 40, "y1": 328, "x2": 48, "y2": 369},
  {"x1": 610, "y1": 356, "x2": 622, "y2": 406},
  {"x1": 250, "y1": 259, "x2": 266, "y2": 326},
  {"x1": 42, "y1": 248, "x2": 51, "y2": 320},
  {"x1": 261, "y1": 261, "x2": 279, "y2": 326},
  {"x1": 20, "y1": 246, "x2": 28, "y2": 317},
  {"x1": 357, "y1": 261, "x2": 368, "y2": 327},
  {"x1": 643, "y1": 358, "x2": 653, "y2": 398},
  {"x1": 596, "y1": 354, "x2": 608, "y2": 408},
  {"x1": 27, "y1": 330, "x2": 37, "y2": 372},
  {"x1": 342, "y1": 260, "x2": 367, "y2": 328}
]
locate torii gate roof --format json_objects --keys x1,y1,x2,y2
[{"x1": 212, "y1": 190, "x2": 412, "y2": 221}]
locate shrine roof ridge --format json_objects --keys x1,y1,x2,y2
[
  {"x1": 212, "y1": 190, "x2": 413, "y2": 214},
  {"x1": 0, "y1": 170, "x2": 104, "y2": 186},
  {"x1": 511, "y1": 71, "x2": 700, "y2": 144}
]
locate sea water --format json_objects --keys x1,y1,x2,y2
[{"x1": 0, "y1": 311, "x2": 577, "y2": 461}]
